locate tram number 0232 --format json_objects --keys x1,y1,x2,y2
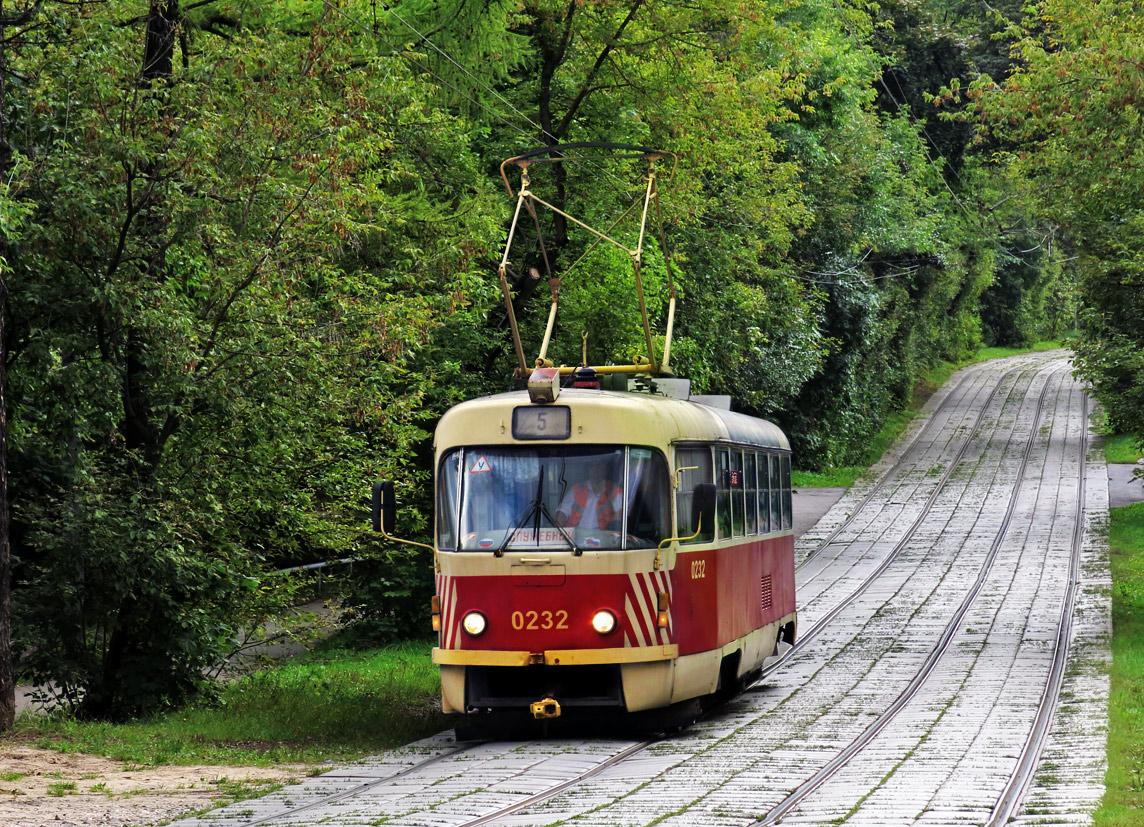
[
  {"x1": 690, "y1": 559, "x2": 707, "y2": 579},
  {"x1": 511, "y1": 609, "x2": 569, "y2": 630}
]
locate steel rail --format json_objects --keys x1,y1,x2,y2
[
  {"x1": 762, "y1": 361, "x2": 1035, "y2": 671},
  {"x1": 796, "y1": 369, "x2": 974, "y2": 566},
  {"x1": 456, "y1": 740, "x2": 655, "y2": 827},
  {"x1": 753, "y1": 366, "x2": 1064, "y2": 825},
  {"x1": 219, "y1": 738, "x2": 657, "y2": 827},
  {"x1": 227, "y1": 740, "x2": 484, "y2": 827},
  {"x1": 797, "y1": 352, "x2": 1058, "y2": 575},
  {"x1": 792, "y1": 359, "x2": 1022, "y2": 596},
  {"x1": 985, "y1": 389, "x2": 1090, "y2": 825}
]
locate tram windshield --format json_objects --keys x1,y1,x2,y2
[{"x1": 437, "y1": 446, "x2": 670, "y2": 552}]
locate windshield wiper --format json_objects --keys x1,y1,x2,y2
[{"x1": 494, "y1": 473, "x2": 581, "y2": 556}]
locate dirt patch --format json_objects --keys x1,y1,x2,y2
[
  {"x1": 0, "y1": 745, "x2": 311, "y2": 827},
  {"x1": 4, "y1": 599, "x2": 337, "y2": 825}
]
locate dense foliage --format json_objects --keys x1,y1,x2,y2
[
  {"x1": 0, "y1": 0, "x2": 1124, "y2": 718},
  {"x1": 3, "y1": 0, "x2": 503, "y2": 716},
  {"x1": 967, "y1": 1, "x2": 1144, "y2": 440}
]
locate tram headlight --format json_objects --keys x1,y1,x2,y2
[
  {"x1": 462, "y1": 611, "x2": 487, "y2": 637},
  {"x1": 591, "y1": 609, "x2": 617, "y2": 635}
]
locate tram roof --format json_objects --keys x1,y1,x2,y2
[{"x1": 435, "y1": 389, "x2": 790, "y2": 453}]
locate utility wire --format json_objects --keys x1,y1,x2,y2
[
  {"x1": 337, "y1": 0, "x2": 639, "y2": 198},
  {"x1": 828, "y1": 0, "x2": 979, "y2": 223},
  {"x1": 308, "y1": 2, "x2": 947, "y2": 290}
]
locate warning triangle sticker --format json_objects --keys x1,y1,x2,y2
[{"x1": 469, "y1": 455, "x2": 493, "y2": 473}]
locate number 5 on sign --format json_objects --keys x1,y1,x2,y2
[{"x1": 512, "y1": 406, "x2": 571, "y2": 440}]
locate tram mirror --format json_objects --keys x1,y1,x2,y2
[
  {"x1": 692, "y1": 482, "x2": 716, "y2": 529},
  {"x1": 372, "y1": 480, "x2": 396, "y2": 535}
]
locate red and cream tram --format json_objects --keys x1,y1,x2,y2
[
  {"x1": 417, "y1": 379, "x2": 796, "y2": 724},
  {"x1": 372, "y1": 144, "x2": 796, "y2": 726}
]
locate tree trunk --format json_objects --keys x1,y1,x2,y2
[
  {"x1": 0, "y1": 0, "x2": 16, "y2": 732},
  {"x1": 535, "y1": 7, "x2": 569, "y2": 250},
  {"x1": 0, "y1": 256, "x2": 12, "y2": 732},
  {"x1": 142, "y1": 0, "x2": 179, "y2": 81}
]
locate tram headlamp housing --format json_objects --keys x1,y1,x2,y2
[
  {"x1": 462, "y1": 611, "x2": 487, "y2": 637},
  {"x1": 591, "y1": 609, "x2": 617, "y2": 635},
  {"x1": 527, "y1": 367, "x2": 560, "y2": 404}
]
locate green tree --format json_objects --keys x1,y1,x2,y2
[
  {"x1": 392, "y1": 0, "x2": 827, "y2": 408},
  {"x1": 758, "y1": 0, "x2": 997, "y2": 465},
  {"x1": 968, "y1": 1, "x2": 1144, "y2": 440},
  {"x1": 6, "y1": 0, "x2": 501, "y2": 717},
  {"x1": 389, "y1": 0, "x2": 1021, "y2": 466},
  {"x1": 0, "y1": 0, "x2": 46, "y2": 733}
]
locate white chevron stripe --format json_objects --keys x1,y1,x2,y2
[
  {"x1": 638, "y1": 572, "x2": 661, "y2": 646},
  {"x1": 637, "y1": 570, "x2": 666, "y2": 645},
  {"x1": 629, "y1": 573, "x2": 656, "y2": 646},
  {"x1": 435, "y1": 574, "x2": 446, "y2": 647},
  {"x1": 445, "y1": 577, "x2": 459, "y2": 648},
  {"x1": 635, "y1": 572, "x2": 649, "y2": 643},
  {"x1": 624, "y1": 594, "x2": 648, "y2": 647},
  {"x1": 440, "y1": 579, "x2": 449, "y2": 649}
]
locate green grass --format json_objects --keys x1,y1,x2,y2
[
  {"x1": 795, "y1": 340, "x2": 1069, "y2": 489},
  {"x1": 14, "y1": 638, "x2": 449, "y2": 767},
  {"x1": 792, "y1": 467, "x2": 864, "y2": 488},
  {"x1": 1096, "y1": 502, "x2": 1144, "y2": 825},
  {"x1": 1093, "y1": 406, "x2": 1142, "y2": 465},
  {"x1": 971, "y1": 339, "x2": 1068, "y2": 361},
  {"x1": 1103, "y1": 434, "x2": 1143, "y2": 465}
]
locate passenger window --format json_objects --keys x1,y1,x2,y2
[
  {"x1": 745, "y1": 452, "x2": 758, "y2": 535},
  {"x1": 675, "y1": 446, "x2": 714, "y2": 544},
  {"x1": 770, "y1": 451, "x2": 782, "y2": 530},
  {"x1": 782, "y1": 453, "x2": 793, "y2": 531},
  {"x1": 717, "y1": 449, "x2": 733, "y2": 540},
  {"x1": 759, "y1": 453, "x2": 771, "y2": 534},
  {"x1": 731, "y1": 449, "x2": 746, "y2": 537}
]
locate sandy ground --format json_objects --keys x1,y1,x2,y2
[
  {"x1": 4, "y1": 601, "x2": 340, "y2": 827},
  {"x1": 0, "y1": 742, "x2": 311, "y2": 827}
]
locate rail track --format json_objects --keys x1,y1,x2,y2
[
  {"x1": 752, "y1": 367, "x2": 1072, "y2": 824},
  {"x1": 178, "y1": 351, "x2": 1107, "y2": 827},
  {"x1": 985, "y1": 389, "x2": 1089, "y2": 827}
]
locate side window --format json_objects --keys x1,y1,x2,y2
[
  {"x1": 782, "y1": 453, "x2": 793, "y2": 531},
  {"x1": 745, "y1": 452, "x2": 758, "y2": 535},
  {"x1": 675, "y1": 446, "x2": 714, "y2": 544},
  {"x1": 769, "y1": 451, "x2": 782, "y2": 531},
  {"x1": 626, "y1": 448, "x2": 670, "y2": 548},
  {"x1": 717, "y1": 448, "x2": 732, "y2": 540},
  {"x1": 437, "y1": 449, "x2": 462, "y2": 551},
  {"x1": 759, "y1": 452, "x2": 771, "y2": 534},
  {"x1": 730, "y1": 449, "x2": 746, "y2": 537}
]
